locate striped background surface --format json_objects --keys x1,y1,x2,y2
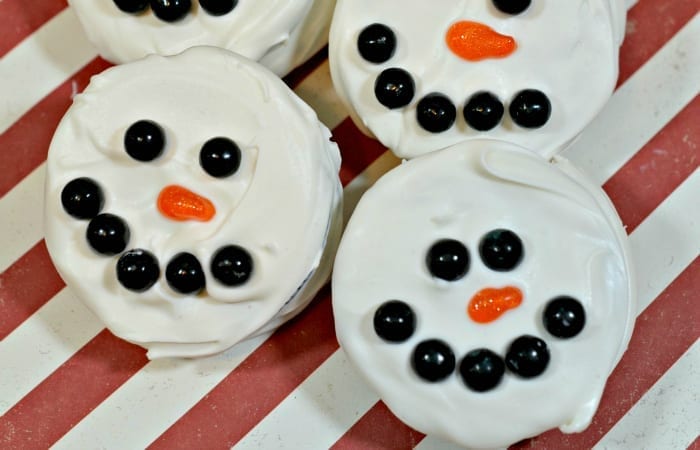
[{"x1": 1, "y1": 1, "x2": 698, "y2": 449}]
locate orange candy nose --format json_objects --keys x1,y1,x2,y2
[
  {"x1": 468, "y1": 286, "x2": 523, "y2": 323},
  {"x1": 446, "y1": 21, "x2": 517, "y2": 61},
  {"x1": 157, "y1": 185, "x2": 216, "y2": 222}
]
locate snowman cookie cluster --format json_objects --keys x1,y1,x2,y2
[
  {"x1": 68, "y1": 0, "x2": 336, "y2": 75},
  {"x1": 329, "y1": 0, "x2": 627, "y2": 158},
  {"x1": 44, "y1": 47, "x2": 342, "y2": 359}
]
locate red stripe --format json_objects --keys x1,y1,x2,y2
[
  {"x1": 0, "y1": 0, "x2": 67, "y2": 57},
  {"x1": 333, "y1": 118, "x2": 389, "y2": 186},
  {"x1": 283, "y1": 46, "x2": 329, "y2": 88},
  {"x1": 617, "y1": 0, "x2": 698, "y2": 86},
  {"x1": 0, "y1": 330, "x2": 148, "y2": 450},
  {"x1": 0, "y1": 57, "x2": 112, "y2": 198},
  {"x1": 0, "y1": 240, "x2": 64, "y2": 340},
  {"x1": 603, "y1": 96, "x2": 700, "y2": 233},
  {"x1": 331, "y1": 402, "x2": 424, "y2": 450}
]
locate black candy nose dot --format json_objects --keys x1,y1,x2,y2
[
  {"x1": 199, "y1": 0, "x2": 238, "y2": 16},
  {"x1": 416, "y1": 93, "x2": 456, "y2": 133},
  {"x1": 464, "y1": 91, "x2": 504, "y2": 131},
  {"x1": 61, "y1": 177, "x2": 104, "y2": 220},
  {"x1": 113, "y1": 0, "x2": 149, "y2": 13},
  {"x1": 358, "y1": 23, "x2": 397, "y2": 64},
  {"x1": 374, "y1": 68, "x2": 415, "y2": 109},
  {"x1": 509, "y1": 89, "x2": 551, "y2": 129},
  {"x1": 459, "y1": 348, "x2": 506, "y2": 392},
  {"x1": 505, "y1": 335, "x2": 550, "y2": 378},
  {"x1": 412, "y1": 339, "x2": 456, "y2": 382},
  {"x1": 426, "y1": 239, "x2": 470, "y2": 282},
  {"x1": 124, "y1": 120, "x2": 165, "y2": 162},
  {"x1": 211, "y1": 245, "x2": 253, "y2": 286},
  {"x1": 200, "y1": 137, "x2": 242, "y2": 178},
  {"x1": 166, "y1": 252, "x2": 206, "y2": 295},
  {"x1": 373, "y1": 300, "x2": 416, "y2": 343},
  {"x1": 117, "y1": 249, "x2": 160, "y2": 292},
  {"x1": 479, "y1": 229, "x2": 523, "y2": 272},
  {"x1": 150, "y1": 0, "x2": 191, "y2": 22},
  {"x1": 543, "y1": 296, "x2": 586, "y2": 338},
  {"x1": 493, "y1": 0, "x2": 531, "y2": 15},
  {"x1": 86, "y1": 213, "x2": 130, "y2": 256}
]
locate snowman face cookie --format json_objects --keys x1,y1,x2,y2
[
  {"x1": 329, "y1": 0, "x2": 626, "y2": 158},
  {"x1": 332, "y1": 141, "x2": 634, "y2": 448},
  {"x1": 45, "y1": 47, "x2": 342, "y2": 359},
  {"x1": 68, "y1": 0, "x2": 336, "y2": 75}
]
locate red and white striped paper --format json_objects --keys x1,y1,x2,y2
[{"x1": 1, "y1": 1, "x2": 698, "y2": 449}]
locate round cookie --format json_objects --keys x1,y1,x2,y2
[
  {"x1": 45, "y1": 46, "x2": 343, "y2": 359},
  {"x1": 69, "y1": 0, "x2": 336, "y2": 75},
  {"x1": 329, "y1": 0, "x2": 627, "y2": 159},
  {"x1": 332, "y1": 140, "x2": 635, "y2": 448}
]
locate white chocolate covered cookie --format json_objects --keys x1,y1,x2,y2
[
  {"x1": 69, "y1": 0, "x2": 336, "y2": 75},
  {"x1": 329, "y1": 0, "x2": 626, "y2": 159},
  {"x1": 332, "y1": 140, "x2": 635, "y2": 448},
  {"x1": 45, "y1": 47, "x2": 343, "y2": 359}
]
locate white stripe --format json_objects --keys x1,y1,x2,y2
[
  {"x1": 0, "y1": 8, "x2": 97, "y2": 135},
  {"x1": 562, "y1": 14, "x2": 700, "y2": 185},
  {"x1": 594, "y1": 340, "x2": 700, "y2": 450}
]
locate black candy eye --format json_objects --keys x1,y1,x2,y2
[
  {"x1": 493, "y1": 0, "x2": 531, "y2": 15},
  {"x1": 199, "y1": 137, "x2": 242, "y2": 178},
  {"x1": 86, "y1": 213, "x2": 130, "y2": 256},
  {"x1": 374, "y1": 300, "x2": 416, "y2": 343},
  {"x1": 509, "y1": 89, "x2": 551, "y2": 129},
  {"x1": 426, "y1": 239, "x2": 469, "y2": 281},
  {"x1": 412, "y1": 339, "x2": 456, "y2": 382},
  {"x1": 150, "y1": 0, "x2": 191, "y2": 22},
  {"x1": 199, "y1": 0, "x2": 237, "y2": 16},
  {"x1": 166, "y1": 252, "x2": 205, "y2": 295},
  {"x1": 211, "y1": 245, "x2": 253, "y2": 286},
  {"x1": 459, "y1": 349, "x2": 505, "y2": 392},
  {"x1": 374, "y1": 68, "x2": 415, "y2": 109},
  {"x1": 113, "y1": 0, "x2": 149, "y2": 13},
  {"x1": 61, "y1": 177, "x2": 104, "y2": 220},
  {"x1": 464, "y1": 92, "x2": 504, "y2": 131},
  {"x1": 543, "y1": 296, "x2": 586, "y2": 338},
  {"x1": 117, "y1": 249, "x2": 160, "y2": 292},
  {"x1": 479, "y1": 229, "x2": 523, "y2": 272},
  {"x1": 358, "y1": 23, "x2": 397, "y2": 64},
  {"x1": 505, "y1": 335, "x2": 549, "y2": 378},
  {"x1": 416, "y1": 94, "x2": 456, "y2": 133},
  {"x1": 124, "y1": 120, "x2": 165, "y2": 162}
]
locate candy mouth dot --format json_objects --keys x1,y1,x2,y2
[
  {"x1": 468, "y1": 286, "x2": 523, "y2": 323},
  {"x1": 446, "y1": 21, "x2": 517, "y2": 62},
  {"x1": 157, "y1": 185, "x2": 216, "y2": 222}
]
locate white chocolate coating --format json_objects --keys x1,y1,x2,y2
[
  {"x1": 329, "y1": 0, "x2": 626, "y2": 159},
  {"x1": 332, "y1": 141, "x2": 635, "y2": 448},
  {"x1": 68, "y1": 0, "x2": 336, "y2": 76},
  {"x1": 45, "y1": 47, "x2": 343, "y2": 359}
]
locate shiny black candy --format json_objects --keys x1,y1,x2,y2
[
  {"x1": 199, "y1": 0, "x2": 238, "y2": 16},
  {"x1": 124, "y1": 120, "x2": 165, "y2": 162},
  {"x1": 479, "y1": 229, "x2": 523, "y2": 272},
  {"x1": 459, "y1": 349, "x2": 505, "y2": 392},
  {"x1": 426, "y1": 239, "x2": 469, "y2": 281},
  {"x1": 114, "y1": 0, "x2": 149, "y2": 13},
  {"x1": 544, "y1": 296, "x2": 586, "y2": 338},
  {"x1": 493, "y1": 0, "x2": 531, "y2": 15},
  {"x1": 150, "y1": 0, "x2": 191, "y2": 22},
  {"x1": 412, "y1": 339, "x2": 456, "y2": 382},
  {"x1": 358, "y1": 23, "x2": 397, "y2": 64},
  {"x1": 464, "y1": 92, "x2": 504, "y2": 131},
  {"x1": 166, "y1": 252, "x2": 205, "y2": 294},
  {"x1": 86, "y1": 214, "x2": 130, "y2": 256},
  {"x1": 374, "y1": 68, "x2": 415, "y2": 109},
  {"x1": 200, "y1": 137, "x2": 242, "y2": 178},
  {"x1": 510, "y1": 89, "x2": 551, "y2": 129},
  {"x1": 374, "y1": 300, "x2": 416, "y2": 343},
  {"x1": 117, "y1": 249, "x2": 160, "y2": 292},
  {"x1": 416, "y1": 94, "x2": 456, "y2": 133},
  {"x1": 61, "y1": 178, "x2": 104, "y2": 220},
  {"x1": 505, "y1": 335, "x2": 550, "y2": 378},
  {"x1": 211, "y1": 245, "x2": 253, "y2": 286}
]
